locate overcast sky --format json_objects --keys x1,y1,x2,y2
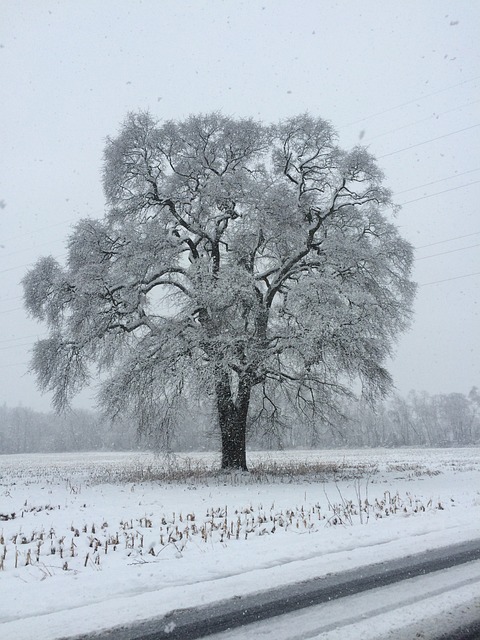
[{"x1": 1, "y1": 0, "x2": 479, "y2": 412}]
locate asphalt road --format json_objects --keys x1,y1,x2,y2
[
  {"x1": 437, "y1": 619, "x2": 480, "y2": 640},
  {"x1": 76, "y1": 538, "x2": 480, "y2": 640}
]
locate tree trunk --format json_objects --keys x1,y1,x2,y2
[{"x1": 215, "y1": 373, "x2": 251, "y2": 471}]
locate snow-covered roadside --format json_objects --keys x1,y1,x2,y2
[{"x1": 1, "y1": 448, "x2": 479, "y2": 639}]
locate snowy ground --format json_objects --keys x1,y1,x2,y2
[{"x1": 1, "y1": 448, "x2": 480, "y2": 639}]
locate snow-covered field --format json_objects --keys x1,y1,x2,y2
[{"x1": 1, "y1": 448, "x2": 480, "y2": 639}]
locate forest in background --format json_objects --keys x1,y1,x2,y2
[{"x1": 1, "y1": 387, "x2": 479, "y2": 455}]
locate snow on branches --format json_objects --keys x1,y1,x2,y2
[{"x1": 23, "y1": 113, "x2": 415, "y2": 469}]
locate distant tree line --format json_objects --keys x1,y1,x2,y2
[
  {"x1": 251, "y1": 387, "x2": 480, "y2": 450},
  {"x1": 0, "y1": 405, "x2": 135, "y2": 454},
  {"x1": 0, "y1": 395, "x2": 216, "y2": 455},
  {"x1": 0, "y1": 387, "x2": 478, "y2": 455}
]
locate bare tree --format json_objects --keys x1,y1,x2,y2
[{"x1": 23, "y1": 113, "x2": 415, "y2": 469}]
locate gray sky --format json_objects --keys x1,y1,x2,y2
[{"x1": 1, "y1": 0, "x2": 479, "y2": 411}]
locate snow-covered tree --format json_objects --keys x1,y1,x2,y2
[{"x1": 23, "y1": 113, "x2": 415, "y2": 469}]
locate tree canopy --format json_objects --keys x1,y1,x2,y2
[{"x1": 23, "y1": 112, "x2": 416, "y2": 469}]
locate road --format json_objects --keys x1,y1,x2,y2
[{"x1": 80, "y1": 538, "x2": 480, "y2": 640}]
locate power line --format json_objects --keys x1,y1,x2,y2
[
  {"x1": 366, "y1": 99, "x2": 480, "y2": 142},
  {"x1": 0, "y1": 253, "x2": 67, "y2": 276},
  {"x1": 2, "y1": 217, "x2": 83, "y2": 245},
  {"x1": 377, "y1": 123, "x2": 480, "y2": 159},
  {"x1": 416, "y1": 231, "x2": 480, "y2": 250},
  {"x1": 0, "y1": 342, "x2": 36, "y2": 352},
  {"x1": 399, "y1": 180, "x2": 480, "y2": 206},
  {"x1": 0, "y1": 306, "x2": 24, "y2": 315},
  {"x1": 2, "y1": 236, "x2": 70, "y2": 260},
  {"x1": 394, "y1": 168, "x2": 480, "y2": 195},
  {"x1": 0, "y1": 333, "x2": 46, "y2": 346},
  {"x1": 0, "y1": 294, "x2": 23, "y2": 304},
  {"x1": 0, "y1": 262, "x2": 37, "y2": 276},
  {"x1": 416, "y1": 242, "x2": 480, "y2": 261},
  {"x1": 341, "y1": 75, "x2": 480, "y2": 128},
  {"x1": 420, "y1": 271, "x2": 480, "y2": 287},
  {"x1": 0, "y1": 361, "x2": 29, "y2": 369}
]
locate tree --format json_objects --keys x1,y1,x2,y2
[
  {"x1": 23, "y1": 113, "x2": 415, "y2": 470},
  {"x1": 439, "y1": 392, "x2": 477, "y2": 445}
]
